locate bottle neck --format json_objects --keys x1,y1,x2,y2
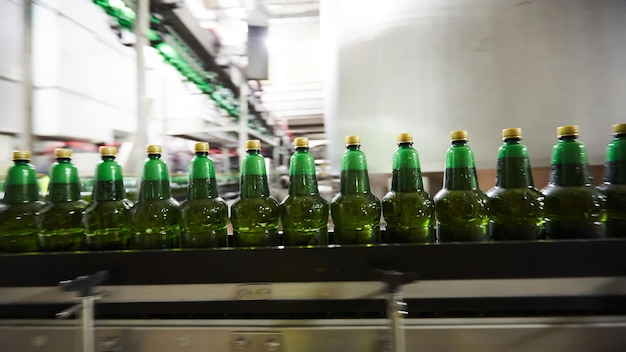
[
  {"x1": 288, "y1": 147, "x2": 320, "y2": 196},
  {"x1": 604, "y1": 134, "x2": 626, "y2": 184},
  {"x1": 240, "y1": 149, "x2": 270, "y2": 198},
  {"x1": 3, "y1": 160, "x2": 40, "y2": 204},
  {"x1": 93, "y1": 156, "x2": 126, "y2": 201},
  {"x1": 495, "y1": 138, "x2": 535, "y2": 188},
  {"x1": 340, "y1": 145, "x2": 372, "y2": 194},
  {"x1": 443, "y1": 141, "x2": 479, "y2": 190},
  {"x1": 187, "y1": 152, "x2": 219, "y2": 199},
  {"x1": 391, "y1": 142, "x2": 423, "y2": 192},
  {"x1": 139, "y1": 154, "x2": 172, "y2": 201},
  {"x1": 48, "y1": 158, "x2": 82, "y2": 202},
  {"x1": 550, "y1": 136, "x2": 592, "y2": 186}
]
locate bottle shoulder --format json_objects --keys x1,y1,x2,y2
[
  {"x1": 85, "y1": 199, "x2": 133, "y2": 213},
  {"x1": 232, "y1": 195, "x2": 279, "y2": 208},
  {"x1": 434, "y1": 188, "x2": 489, "y2": 203},
  {"x1": 280, "y1": 194, "x2": 329, "y2": 207},
  {"x1": 331, "y1": 192, "x2": 381, "y2": 206},
  {"x1": 382, "y1": 190, "x2": 433, "y2": 203},
  {"x1": 541, "y1": 183, "x2": 605, "y2": 197},
  {"x1": 39, "y1": 200, "x2": 87, "y2": 214},
  {"x1": 0, "y1": 201, "x2": 45, "y2": 215},
  {"x1": 180, "y1": 197, "x2": 228, "y2": 210},
  {"x1": 487, "y1": 186, "x2": 543, "y2": 198}
]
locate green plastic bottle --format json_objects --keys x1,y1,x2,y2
[
  {"x1": 180, "y1": 142, "x2": 228, "y2": 248},
  {"x1": 231, "y1": 140, "x2": 279, "y2": 247},
  {"x1": 382, "y1": 133, "x2": 435, "y2": 243},
  {"x1": 0, "y1": 151, "x2": 46, "y2": 252},
  {"x1": 541, "y1": 125, "x2": 607, "y2": 239},
  {"x1": 129, "y1": 144, "x2": 181, "y2": 249},
  {"x1": 280, "y1": 137, "x2": 329, "y2": 246},
  {"x1": 434, "y1": 130, "x2": 489, "y2": 242},
  {"x1": 486, "y1": 128, "x2": 545, "y2": 241},
  {"x1": 37, "y1": 148, "x2": 88, "y2": 251},
  {"x1": 331, "y1": 135, "x2": 381, "y2": 245},
  {"x1": 83, "y1": 146, "x2": 132, "y2": 250},
  {"x1": 599, "y1": 124, "x2": 626, "y2": 237}
]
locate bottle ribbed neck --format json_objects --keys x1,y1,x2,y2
[
  {"x1": 187, "y1": 152, "x2": 219, "y2": 199},
  {"x1": 604, "y1": 134, "x2": 626, "y2": 184},
  {"x1": 93, "y1": 157, "x2": 126, "y2": 201},
  {"x1": 340, "y1": 145, "x2": 371, "y2": 194},
  {"x1": 3, "y1": 160, "x2": 40, "y2": 204},
  {"x1": 391, "y1": 143, "x2": 423, "y2": 192},
  {"x1": 550, "y1": 137, "x2": 592, "y2": 186},
  {"x1": 495, "y1": 139, "x2": 535, "y2": 188},
  {"x1": 240, "y1": 149, "x2": 270, "y2": 198},
  {"x1": 443, "y1": 141, "x2": 479, "y2": 190},
  {"x1": 48, "y1": 158, "x2": 82, "y2": 202},
  {"x1": 138, "y1": 154, "x2": 172, "y2": 200},
  {"x1": 288, "y1": 147, "x2": 319, "y2": 196}
]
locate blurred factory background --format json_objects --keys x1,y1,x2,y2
[{"x1": 1, "y1": 0, "x2": 626, "y2": 201}]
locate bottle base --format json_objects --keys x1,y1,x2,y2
[{"x1": 545, "y1": 221, "x2": 605, "y2": 239}]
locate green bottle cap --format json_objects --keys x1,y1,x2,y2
[
  {"x1": 612, "y1": 123, "x2": 626, "y2": 135},
  {"x1": 246, "y1": 139, "x2": 261, "y2": 150},
  {"x1": 450, "y1": 130, "x2": 468, "y2": 142},
  {"x1": 146, "y1": 144, "x2": 162, "y2": 154},
  {"x1": 12, "y1": 150, "x2": 31, "y2": 161},
  {"x1": 194, "y1": 142, "x2": 210, "y2": 153},
  {"x1": 99, "y1": 146, "x2": 117, "y2": 157},
  {"x1": 294, "y1": 137, "x2": 309, "y2": 148},
  {"x1": 502, "y1": 128, "x2": 522, "y2": 140},
  {"x1": 397, "y1": 133, "x2": 413, "y2": 143},
  {"x1": 54, "y1": 148, "x2": 72, "y2": 159},
  {"x1": 345, "y1": 135, "x2": 360, "y2": 146},
  {"x1": 557, "y1": 125, "x2": 578, "y2": 138}
]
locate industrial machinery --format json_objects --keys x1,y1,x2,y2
[{"x1": 1, "y1": 240, "x2": 626, "y2": 351}]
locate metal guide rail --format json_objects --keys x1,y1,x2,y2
[
  {"x1": 1, "y1": 239, "x2": 626, "y2": 316},
  {"x1": 1, "y1": 240, "x2": 626, "y2": 351}
]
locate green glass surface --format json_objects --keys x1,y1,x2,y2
[
  {"x1": 434, "y1": 141, "x2": 489, "y2": 242},
  {"x1": 83, "y1": 154, "x2": 132, "y2": 250},
  {"x1": 331, "y1": 146, "x2": 381, "y2": 245},
  {"x1": 231, "y1": 150, "x2": 279, "y2": 247},
  {"x1": 599, "y1": 133, "x2": 626, "y2": 237},
  {"x1": 130, "y1": 154, "x2": 181, "y2": 249},
  {"x1": 280, "y1": 147, "x2": 329, "y2": 246},
  {"x1": 37, "y1": 158, "x2": 87, "y2": 251},
  {"x1": 180, "y1": 152, "x2": 228, "y2": 248},
  {"x1": 382, "y1": 143, "x2": 434, "y2": 243},
  {"x1": 0, "y1": 159, "x2": 45, "y2": 252},
  {"x1": 541, "y1": 136, "x2": 607, "y2": 239},
  {"x1": 486, "y1": 139, "x2": 545, "y2": 241}
]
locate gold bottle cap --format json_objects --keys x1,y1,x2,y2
[
  {"x1": 557, "y1": 125, "x2": 579, "y2": 138},
  {"x1": 613, "y1": 123, "x2": 626, "y2": 135},
  {"x1": 54, "y1": 148, "x2": 72, "y2": 158},
  {"x1": 246, "y1": 139, "x2": 261, "y2": 150},
  {"x1": 146, "y1": 144, "x2": 162, "y2": 154},
  {"x1": 397, "y1": 132, "x2": 413, "y2": 143},
  {"x1": 194, "y1": 142, "x2": 210, "y2": 153},
  {"x1": 345, "y1": 135, "x2": 360, "y2": 146},
  {"x1": 99, "y1": 146, "x2": 117, "y2": 156},
  {"x1": 450, "y1": 130, "x2": 468, "y2": 142},
  {"x1": 502, "y1": 127, "x2": 522, "y2": 140},
  {"x1": 294, "y1": 137, "x2": 309, "y2": 148},
  {"x1": 12, "y1": 150, "x2": 31, "y2": 161}
]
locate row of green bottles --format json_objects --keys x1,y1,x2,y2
[{"x1": 2, "y1": 124, "x2": 625, "y2": 253}]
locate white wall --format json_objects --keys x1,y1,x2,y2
[
  {"x1": 32, "y1": 0, "x2": 137, "y2": 142},
  {"x1": 0, "y1": 0, "x2": 24, "y2": 136},
  {"x1": 0, "y1": 0, "x2": 230, "y2": 176},
  {"x1": 323, "y1": 0, "x2": 626, "y2": 173}
]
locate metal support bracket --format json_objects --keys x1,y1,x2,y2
[
  {"x1": 56, "y1": 271, "x2": 109, "y2": 352},
  {"x1": 374, "y1": 270, "x2": 418, "y2": 352}
]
